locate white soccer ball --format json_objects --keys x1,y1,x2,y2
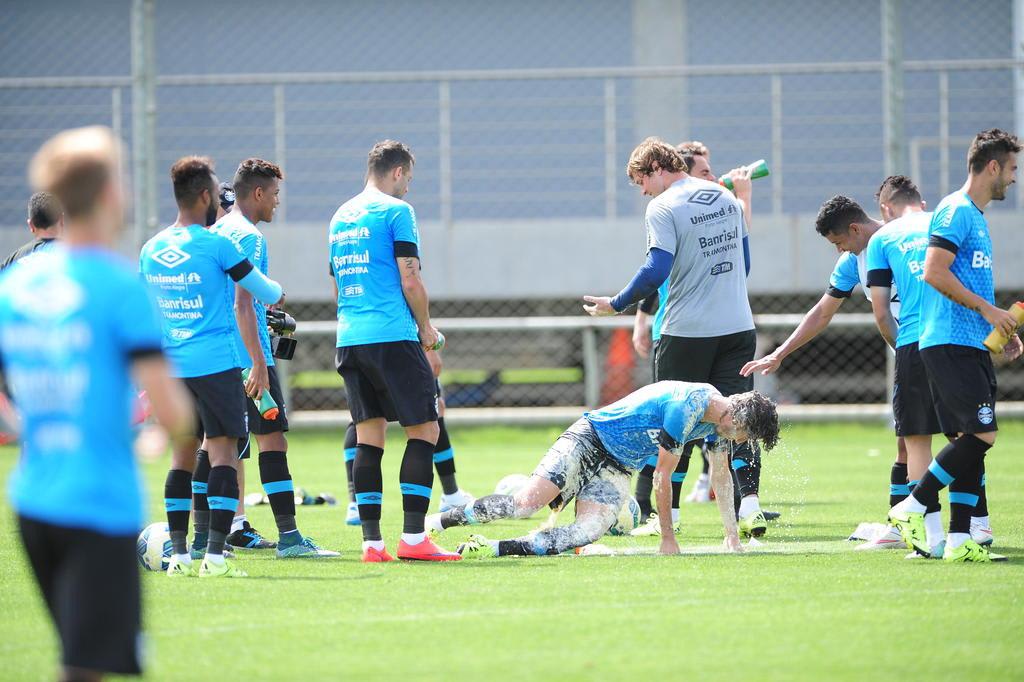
[
  {"x1": 607, "y1": 496, "x2": 642, "y2": 536},
  {"x1": 494, "y1": 473, "x2": 529, "y2": 497},
  {"x1": 137, "y1": 522, "x2": 172, "y2": 572}
]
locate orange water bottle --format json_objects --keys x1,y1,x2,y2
[
  {"x1": 983, "y1": 302, "x2": 1024, "y2": 353},
  {"x1": 240, "y1": 368, "x2": 280, "y2": 420}
]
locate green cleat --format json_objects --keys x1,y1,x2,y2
[
  {"x1": 198, "y1": 558, "x2": 248, "y2": 578},
  {"x1": 456, "y1": 534, "x2": 497, "y2": 560},
  {"x1": 889, "y1": 507, "x2": 929, "y2": 556},
  {"x1": 739, "y1": 511, "x2": 767, "y2": 539},
  {"x1": 276, "y1": 536, "x2": 340, "y2": 559},
  {"x1": 943, "y1": 539, "x2": 1007, "y2": 563},
  {"x1": 166, "y1": 555, "x2": 197, "y2": 577}
]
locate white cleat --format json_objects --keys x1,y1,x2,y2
[
  {"x1": 345, "y1": 501, "x2": 360, "y2": 526},
  {"x1": 970, "y1": 523, "x2": 994, "y2": 547},
  {"x1": 854, "y1": 525, "x2": 906, "y2": 550},
  {"x1": 440, "y1": 489, "x2": 474, "y2": 513},
  {"x1": 684, "y1": 477, "x2": 711, "y2": 504}
]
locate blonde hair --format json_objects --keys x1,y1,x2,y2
[
  {"x1": 626, "y1": 137, "x2": 686, "y2": 182},
  {"x1": 29, "y1": 126, "x2": 119, "y2": 219}
]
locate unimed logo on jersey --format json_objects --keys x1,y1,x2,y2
[
  {"x1": 151, "y1": 245, "x2": 191, "y2": 269},
  {"x1": 688, "y1": 188, "x2": 722, "y2": 206}
]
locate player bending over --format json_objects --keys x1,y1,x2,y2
[{"x1": 426, "y1": 381, "x2": 779, "y2": 559}]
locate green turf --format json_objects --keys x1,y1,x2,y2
[
  {"x1": 291, "y1": 366, "x2": 582, "y2": 389},
  {"x1": 3, "y1": 421, "x2": 1024, "y2": 681}
]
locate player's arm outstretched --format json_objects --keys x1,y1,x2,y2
[
  {"x1": 741, "y1": 293, "x2": 844, "y2": 376},
  {"x1": 653, "y1": 444, "x2": 681, "y2": 555},
  {"x1": 707, "y1": 441, "x2": 742, "y2": 551}
]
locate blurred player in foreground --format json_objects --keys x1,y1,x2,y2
[
  {"x1": 1, "y1": 126, "x2": 193, "y2": 680},
  {"x1": 426, "y1": 382, "x2": 779, "y2": 559}
]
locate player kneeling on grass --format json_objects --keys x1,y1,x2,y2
[{"x1": 426, "y1": 381, "x2": 779, "y2": 558}]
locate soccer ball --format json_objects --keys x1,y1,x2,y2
[
  {"x1": 607, "y1": 497, "x2": 642, "y2": 536},
  {"x1": 494, "y1": 473, "x2": 529, "y2": 497},
  {"x1": 137, "y1": 522, "x2": 172, "y2": 572}
]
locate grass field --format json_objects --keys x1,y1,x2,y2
[{"x1": 3, "y1": 421, "x2": 1024, "y2": 681}]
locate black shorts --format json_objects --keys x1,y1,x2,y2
[
  {"x1": 893, "y1": 343, "x2": 942, "y2": 436},
  {"x1": 247, "y1": 364, "x2": 289, "y2": 436},
  {"x1": 18, "y1": 516, "x2": 143, "y2": 676},
  {"x1": 184, "y1": 367, "x2": 248, "y2": 439},
  {"x1": 654, "y1": 329, "x2": 756, "y2": 396},
  {"x1": 920, "y1": 344, "x2": 998, "y2": 435},
  {"x1": 336, "y1": 341, "x2": 438, "y2": 427}
]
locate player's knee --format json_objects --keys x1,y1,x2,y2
[{"x1": 974, "y1": 430, "x2": 997, "y2": 446}]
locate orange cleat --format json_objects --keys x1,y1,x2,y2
[
  {"x1": 397, "y1": 537, "x2": 462, "y2": 561},
  {"x1": 361, "y1": 546, "x2": 395, "y2": 563}
]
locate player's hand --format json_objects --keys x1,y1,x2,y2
[
  {"x1": 632, "y1": 323, "x2": 652, "y2": 358},
  {"x1": 245, "y1": 361, "x2": 270, "y2": 399},
  {"x1": 275, "y1": 291, "x2": 287, "y2": 307},
  {"x1": 583, "y1": 295, "x2": 616, "y2": 316},
  {"x1": 740, "y1": 353, "x2": 782, "y2": 377},
  {"x1": 725, "y1": 165, "x2": 753, "y2": 198},
  {"x1": 659, "y1": 536, "x2": 681, "y2": 556},
  {"x1": 418, "y1": 325, "x2": 439, "y2": 351},
  {"x1": 724, "y1": 535, "x2": 744, "y2": 553},
  {"x1": 982, "y1": 304, "x2": 1019, "y2": 339},
  {"x1": 1003, "y1": 334, "x2": 1023, "y2": 363}
]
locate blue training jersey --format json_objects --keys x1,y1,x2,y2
[
  {"x1": 584, "y1": 381, "x2": 718, "y2": 471},
  {"x1": 140, "y1": 224, "x2": 248, "y2": 378},
  {"x1": 827, "y1": 249, "x2": 900, "y2": 320},
  {"x1": 330, "y1": 188, "x2": 420, "y2": 347},
  {"x1": 864, "y1": 212, "x2": 931, "y2": 348},
  {"x1": 918, "y1": 192, "x2": 994, "y2": 351},
  {"x1": 651, "y1": 280, "x2": 669, "y2": 342},
  {"x1": 211, "y1": 211, "x2": 274, "y2": 368},
  {"x1": 0, "y1": 245, "x2": 163, "y2": 534}
]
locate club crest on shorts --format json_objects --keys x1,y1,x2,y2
[{"x1": 977, "y1": 404, "x2": 994, "y2": 425}]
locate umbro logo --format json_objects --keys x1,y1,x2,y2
[
  {"x1": 688, "y1": 189, "x2": 722, "y2": 206},
  {"x1": 151, "y1": 245, "x2": 191, "y2": 269}
]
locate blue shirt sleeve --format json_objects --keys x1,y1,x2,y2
[
  {"x1": 216, "y1": 233, "x2": 247, "y2": 271},
  {"x1": 930, "y1": 204, "x2": 971, "y2": 249},
  {"x1": 827, "y1": 253, "x2": 859, "y2": 297},
  {"x1": 389, "y1": 203, "x2": 419, "y2": 246},
  {"x1": 610, "y1": 247, "x2": 673, "y2": 312},
  {"x1": 116, "y1": 278, "x2": 164, "y2": 355},
  {"x1": 237, "y1": 231, "x2": 260, "y2": 262}
]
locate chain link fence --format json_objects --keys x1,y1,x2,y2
[{"x1": 2, "y1": 1, "x2": 1023, "y2": 417}]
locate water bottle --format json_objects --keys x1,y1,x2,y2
[
  {"x1": 983, "y1": 302, "x2": 1024, "y2": 353},
  {"x1": 240, "y1": 368, "x2": 280, "y2": 420},
  {"x1": 719, "y1": 159, "x2": 770, "y2": 191},
  {"x1": 428, "y1": 330, "x2": 445, "y2": 352}
]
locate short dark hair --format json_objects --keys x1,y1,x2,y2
[
  {"x1": 676, "y1": 140, "x2": 709, "y2": 173},
  {"x1": 367, "y1": 140, "x2": 415, "y2": 178},
  {"x1": 27, "y1": 191, "x2": 62, "y2": 229},
  {"x1": 170, "y1": 156, "x2": 216, "y2": 206},
  {"x1": 731, "y1": 391, "x2": 780, "y2": 451},
  {"x1": 968, "y1": 128, "x2": 1021, "y2": 175},
  {"x1": 815, "y1": 195, "x2": 869, "y2": 237},
  {"x1": 875, "y1": 175, "x2": 922, "y2": 207},
  {"x1": 233, "y1": 158, "x2": 284, "y2": 199}
]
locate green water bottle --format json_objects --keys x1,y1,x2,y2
[
  {"x1": 428, "y1": 330, "x2": 445, "y2": 352},
  {"x1": 240, "y1": 368, "x2": 279, "y2": 420},
  {"x1": 719, "y1": 159, "x2": 770, "y2": 191}
]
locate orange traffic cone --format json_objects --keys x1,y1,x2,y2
[{"x1": 599, "y1": 328, "x2": 636, "y2": 405}]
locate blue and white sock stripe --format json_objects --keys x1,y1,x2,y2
[
  {"x1": 432, "y1": 448, "x2": 455, "y2": 464},
  {"x1": 263, "y1": 480, "x2": 294, "y2": 495},
  {"x1": 191, "y1": 481, "x2": 208, "y2": 494},
  {"x1": 355, "y1": 492, "x2": 383, "y2": 506},
  {"x1": 908, "y1": 479, "x2": 920, "y2": 490},
  {"x1": 731, "y1": 458, "x2": 747, "y2": 471},
  {"x1": 671, "y1": 472, "x2": 687, "y2": 483},
  {"x1": 165, "y1": 498, "x2": 192, "y2": 512},
  {"x1": 890, "y1": 484, "x2": 911, "y2": 496},
  {"x1": 400, "y1": 482, "x2": 433, "y2": 499},
  {"x1": 928, "y1": 460, "x2": 954, "y2": 486},
  {"x1": 344, "y1": 447, "x2": 357, "y2": 463},
  {"x1": 949, "y1": 491, "x2": 980, "y2": 507},
  {"x1": 208, "y1": 496, "x2": 239, "y2": 512}
]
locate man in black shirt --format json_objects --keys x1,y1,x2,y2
[{"x1": 1, "y1": 192, "x2": 63, "y2": 270}]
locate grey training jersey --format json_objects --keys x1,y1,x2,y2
[{"x1": 646, "y1": 177, "x2": 754, "y2": 338}]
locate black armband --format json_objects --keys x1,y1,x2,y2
[
  {"x1": 929, "y1": 235, "x2": 958, "y2": 255},
  {"x1": 226, "y1": 259, "x2": 254, "y2": 282},
  {"x1": 394, "y1": 241, "x2": 419, "y2": 258},
  {"x1": 865, "y1": 269, "x2": 893, "y2": 288},
  {"x1": 825, "y1": 286, "x2": 852, "y2": 299},
  {"x1": 657, "y1": 429, "x2": 683, "y2": 455},
  {"x1": 128, "y1": 347, "x2": 164, "y2": 361}
]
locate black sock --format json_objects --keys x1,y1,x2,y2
[
  {"x1": 497, "y1": 539, "x2": 533, "y2": 557},
  {"x1": 353, "y1": 443, "x2": 385, "y2": 541},
  {"x1": 259, "y1": 450, "x2": 296, "y2": 534},
  {"x1": 206, "y1": 465, "x2": 239, "y2": 556},
  {"x1": 191, "y1": 449, "x2": 210, "y2": 542},
  {"x1": 400, "y1": 438, "x2": 435, "y2": 534},
  {"x1": 671, "y1": 442, "x2": 694, "y2": 508},
  {"x1": 433, "y1": 418, "x2": 458, "y2": 495},
  {"x1": 731, "y1": 442, "x2": 761, "y2": 498},
  {"x1": 164, "y1": 469, "x2": 192, "y2": 555},
  {"x1": 635, "y1": 465, "x2": 655, "y2": 519},
  {"x1": 343, "y1": 423, "x2": 357, "y2": 503},
  {"x1": 974, "y1": 461, "x2": 989, "y2": 517},
  {"x1": 949, "y1": 457, "x2": 984, "y2": 534},
  {"x1": 912, "y1": 434, "x2": 990, "y2": 505},
  {"x1": 889, "y1": 461, "x2": 909, "y2": 507}
]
